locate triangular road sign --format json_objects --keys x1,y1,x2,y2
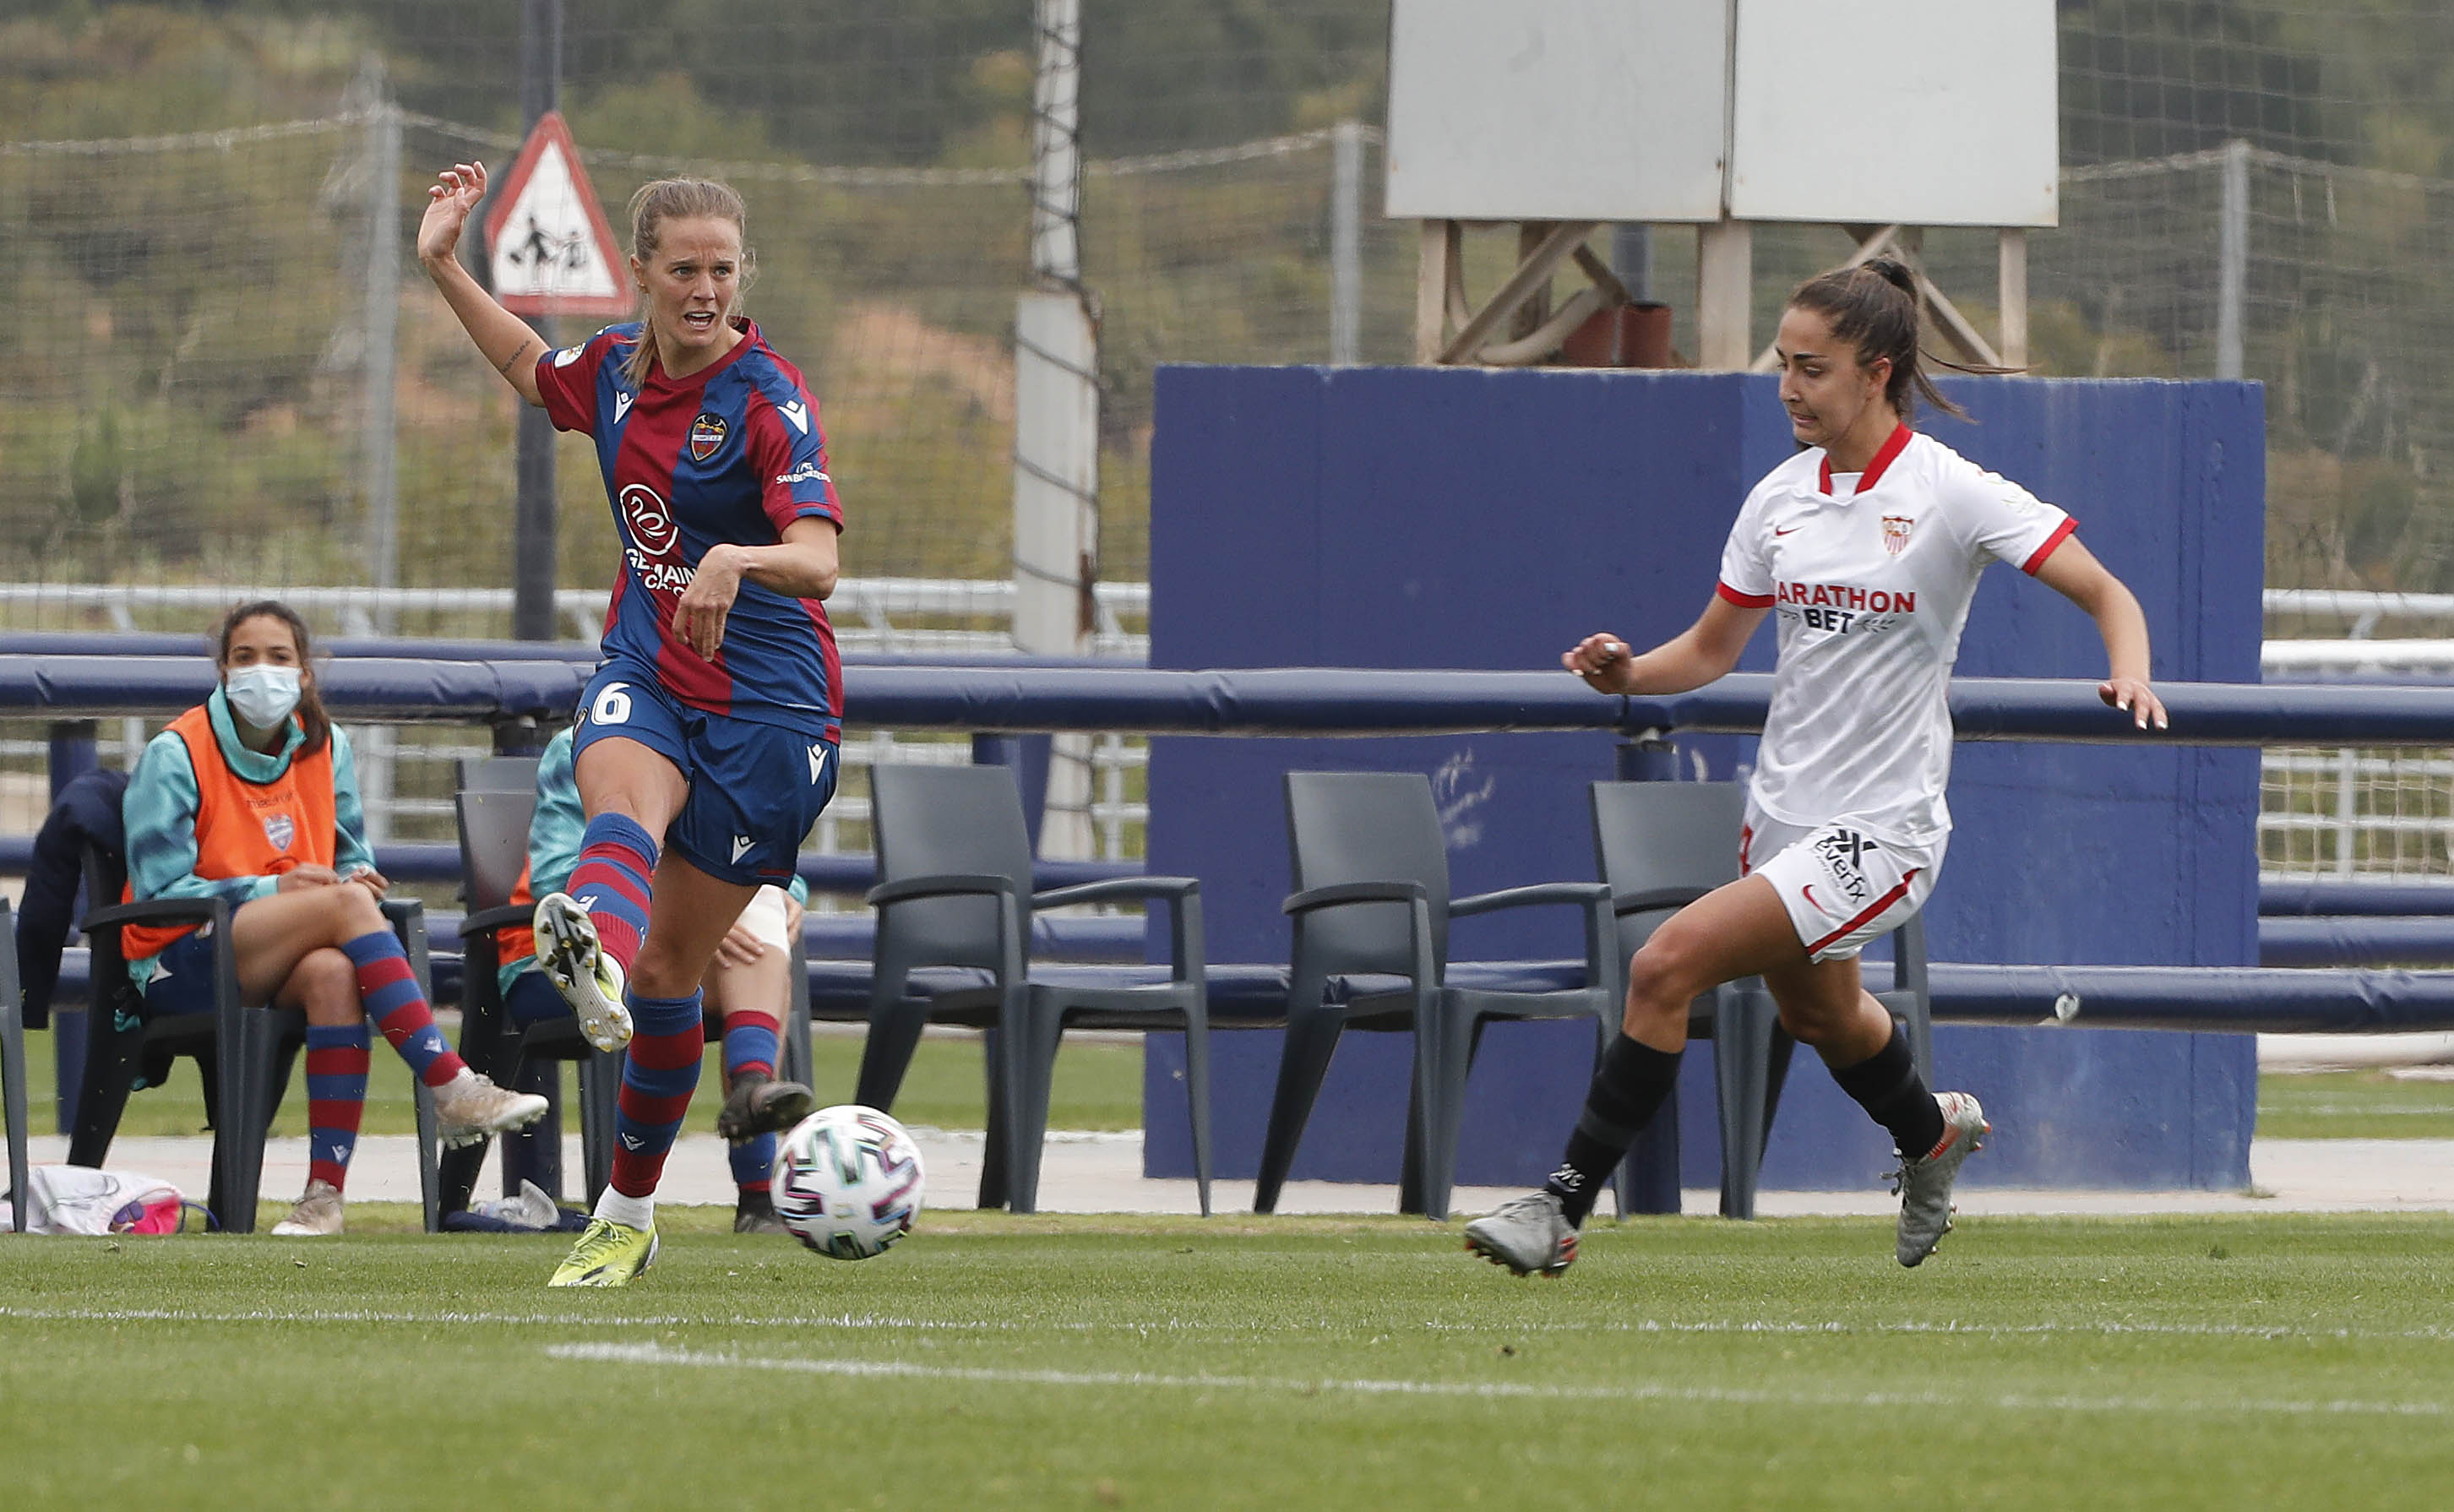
[{"x1": 483, "y1": 111, "x2": 632, "y2": 317}]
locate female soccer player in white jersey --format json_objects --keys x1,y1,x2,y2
[{"x1": 1465, "y1": 258, "x2": 2168, "y2": 1278}]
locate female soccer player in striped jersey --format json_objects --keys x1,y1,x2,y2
[
  {"x1": 1466, "y1": 258, "x2": 2168, "y2": 1278},
  {"x1": 419, "y1": 163, "x2": 845, "y2": 1286}
]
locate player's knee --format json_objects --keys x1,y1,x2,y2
[
  {"x1": 1774, "y1": 989, "x2": 1860, "y2": 1048},
  {"x1": 1626, "y1": 928, "x2": 1712, "y2": 1009},
  {"x1": 291, "y1": 948, "x2": 358, "y2": 1019},
  {"x1": 630, "y1": 937, "x2": 698, "y2": 1000}
]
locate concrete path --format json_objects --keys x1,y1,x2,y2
[{"x1": 25, "y1": 1131, "x2": 2454, "y2": 1219}]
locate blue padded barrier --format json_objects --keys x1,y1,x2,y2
[
  {"x1": 2259, "y1": 917, "x2": 2454, "y2": 967},
  {"x1": 0, "y1": 632, "x2": 1138, "y2": 670},
  {"x1": 12, "y1": 653, "x2": 2454, "y2": 745},
  {"x1": 2261, "y1": 880, "x2": 2454, "y2": 916}
]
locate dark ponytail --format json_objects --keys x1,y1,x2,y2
[
  {"x1": 214, "y1": 599, "x2": 330, "y2": 755},
  {"x1": 1787, "y1": 256, "x2": 2000, "y2": 422}
]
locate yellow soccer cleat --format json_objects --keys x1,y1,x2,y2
[{"x1": 547, "y1": 1216, "x2": 660, "y2": 1288}]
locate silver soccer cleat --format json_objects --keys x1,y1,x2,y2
[
  {"x1": 534, "y1": 891, "x2": 634, "y2": 1052},
  {"x1": 1891, "y1": 1090, "x2": 1989, "y2": 1267},
  {"x1": 431, "y1": 1068, "x2": 552, "y2": 1150},
  {"x1": 269, "y1": 1178, "x2": 345, "y2": 1237},
  {"x1": 1462, "y1": 1189, "x2": 1580, "y2": 1278}
]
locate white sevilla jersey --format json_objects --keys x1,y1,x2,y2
[{"x1": 1715, "y1": 425, "x2": 2075, "y2": 848}]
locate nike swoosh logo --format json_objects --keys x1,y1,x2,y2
[
  {"x1": 1802, "y1": 884, "x2": 1825, "y2": 914},
  {"x1": 1773, "y1": 525, "x2": 1802, "y2": 536}
]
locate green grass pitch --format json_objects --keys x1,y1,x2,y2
[{"x1": 7, "y1": 1209, "x2": 2454, "y2": 1509}]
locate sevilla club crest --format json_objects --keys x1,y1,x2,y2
[
  {"x1": 688, "y1": 411, "x2": 727, "y2": 463},
  {"x1": 1880, "y1": 514, "x2": 1915, "y2": 557}
]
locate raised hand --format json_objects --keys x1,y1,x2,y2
[{"x1": 416, "y1": 161, "x2": 489, "y2": 268}]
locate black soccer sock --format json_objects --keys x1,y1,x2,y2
[
  {"x1": 1830, "y1": 1020, "x2": 1946, "y2": 1158},
  {"x1": 1542, "y1": 1033, "x2": 1683, "y2": 1226}
]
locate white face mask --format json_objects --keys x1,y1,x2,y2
[{"x1": 224, "y1": 664, "x2": 302, "y2": 730}]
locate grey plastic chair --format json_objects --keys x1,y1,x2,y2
[
  {"x1": 455, "y1": 754, "x2": 543, "y2": 795},
  {"x1": 2, "y1": 900, "x2": 28, "y2": 1235},
  {"x1": 1590, "y1": 780, "x2": 1934, "y2": 1220},
  {"x1": 1255, "y1": 771, "x2": 1619, "y2": 1222},
  {"x1": 74, "y1": 844, "x2": 443, "y2": 1233},
  {"x1": 857, "y1": 762, "x2": 1211, "y2": 1215},
  {"x1": 449, "y1": 786, "x2": 614, "y2": 1208}
]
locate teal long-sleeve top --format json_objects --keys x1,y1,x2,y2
[{"x1": 122, "y1": 688, "x2": 372, "y2": 985}]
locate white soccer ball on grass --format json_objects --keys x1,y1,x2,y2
[{"x1": 772, "y1": 1104, "x2": 926, "y2": 1260}]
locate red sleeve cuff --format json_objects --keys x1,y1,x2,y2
[
  {"x1": 1717, "y1": 581, "x2": 1775, "y2": 608},
  {"x1": 2021, "y1": 517, "x2": 2078, "y2": 574}
]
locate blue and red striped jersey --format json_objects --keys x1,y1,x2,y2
[{"x1": 536, "y1": 318, "x2": 844, "y2": 739}]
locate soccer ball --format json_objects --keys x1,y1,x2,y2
[{"x1": 772, "y1": 1104, "x2": 926, "y2": 1260}]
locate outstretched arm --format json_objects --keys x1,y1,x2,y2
[
  {"x1": 2032, "y1": 536, "x2": 2168, "y2": 730},
  {"x1": 1563, "y1": 594, "x2": 1767, "y2": 695},
  {"x1": 416, "y1": 161, "x2": 547, "y2": 409}
]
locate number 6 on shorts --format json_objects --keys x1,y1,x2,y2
[{"x1": 590, "y1": 681, "x2": 633, "y2": 726}]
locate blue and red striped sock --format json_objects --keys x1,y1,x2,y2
[
  {"x1": 566, "y1": 813, "x2": 657, "y2": 976},
  {"x1": 341, "y1": 930, "x2": 465, "y2": 1089},
  {"x1": 724, "y1": 1010, "x2": 783, "y2": 1193},
  {"x1": 608, "y1": 990, "x2": 705, "y2": 1199},
  {"x1": 303, "y1": 1022, "x2": 370, "y2": 1192}
]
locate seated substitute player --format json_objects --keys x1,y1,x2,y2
[
  {"x1": 122, "y1": 601, "x2": 549, "y2": 1236},
  {"x1": 493, "y1": 729, "x2": 818, "y2": 1233},
  {"x1": 1465, "y1": 258, "x2": 2170, "y2": 1278},
  {"x1": 421, "y1": 165, "x2": 845, "y2": 1286}
]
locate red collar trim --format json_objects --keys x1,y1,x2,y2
[
  {"x1": 1819, "y1": 423, "x2": 1913, "y2": 497},
  {"x1": 646, "y1": 316, "x2": 759, "y2": 390}
]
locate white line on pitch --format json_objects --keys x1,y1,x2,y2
[
  {"x1": 545, "y1": 1341, "x2": 2453, "y2": 1418},
  {"x1": 10, "y1": 1303, "x2": 2454, "y2": 1346}
]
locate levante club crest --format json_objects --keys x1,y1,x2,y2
[
  {"x1": 1880, "y1": 514, "x2": 1915, "y2": 556},
  {"x1": 688, "y1": 411, "x2": 727, "y2": 462}
]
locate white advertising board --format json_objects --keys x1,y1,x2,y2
[
  {"x1": 1385, "y1": 0, "x2": 2057, "y2": 228},
  {"x1": 1384, "y1": 0, "x2": 1729, "y2": 223},
  {"x1": 1728, "y1": 0, "x2": 2058, "y2": 226}
]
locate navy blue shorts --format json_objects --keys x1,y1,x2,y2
[
  {"x1": 571, "y1": 655, "x2": 840, "y2": 887},
  {"x1": 139, "y1": 924, "x2": 225, "y2": 1018}
]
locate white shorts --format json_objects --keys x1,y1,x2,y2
[
  {"x1": 1740, "y1": 802, "x2": 1945, "y2": 965},
  {"x1": 733, "y1": 884, "x2": 794, "y2": 952}
]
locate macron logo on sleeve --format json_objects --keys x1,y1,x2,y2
[
  {"x1": 779, "y1": 400, "x2": 810, "y2": 434},
  {"x1": 612, "y1": 392, "x2": 634, "y2": 425}
]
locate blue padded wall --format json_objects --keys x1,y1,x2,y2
[{"x1": 1141, "y1": 365, "x2": 2264, "y2": 1195}]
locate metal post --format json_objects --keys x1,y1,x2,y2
[
  {"x1": 1611, "y1": 224, "x2": 1652, "y2": 302},
  {"x1": 510, "y1": 0, "x2": 563, "y2": 642},
  {"x1": 49, "y1": 721, "x2": 98, "y2": 1134},
  {"x1": 352, "y1": 57, "x2": 405, "y2": 844},
  {"x1": 1017, "y1": 0, "x2": 1098, "y2": 860},
  {"x1": 1330, "y1": 121, "x2": 1363, "y2": 365},
  {"x1": 2216, "y1": 138, "x2": 2250, "y2": 382}
]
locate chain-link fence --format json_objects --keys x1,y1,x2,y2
[{"x1": 17, "y1": 2, "x2": 2454, "y2": 881}]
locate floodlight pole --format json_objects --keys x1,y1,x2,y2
[{"x1": 510, "y1": 0, "x2": 563, "y2": 643}]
